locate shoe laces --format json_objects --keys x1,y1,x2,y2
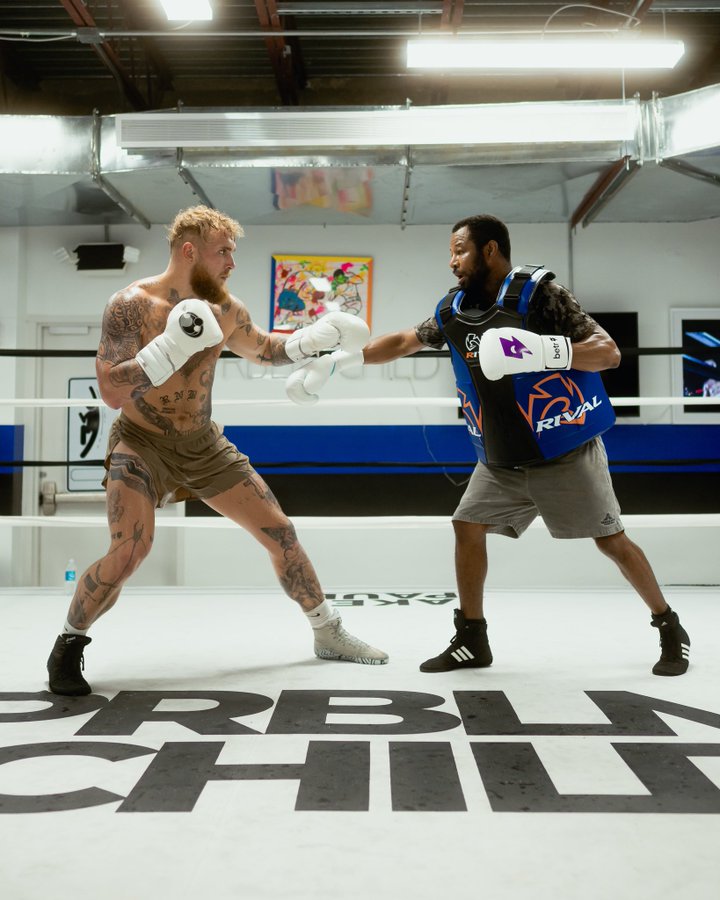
[
  {"x1": 655, "y1": 623, "x2": 681, "y2": 659},
  {"x1": 320, "y1": 618, "x2": 372, "y2": 651},
  {"x1": 61, "y1": 638, "x2": 86, "y2": 672}
]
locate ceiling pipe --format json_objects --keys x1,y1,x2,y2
[
  {"x1": 0, "y1": 26, "x2": 636, "y2": 39},
  {"x1": 176, "y1": 149, "x2": 216, "y2": 208},
  {"x1": 90, "y1": 111, "x2": 152, "y2": 228},
  {"x1": 659, "y1": 157, "x2": 720, "y2": 189}
]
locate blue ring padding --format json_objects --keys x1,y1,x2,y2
[
  {"x1": 0, "y1": 425, "x2": 23, "y2": 475},
  {"x1": 0, "y1": 423, "x2": 717, "y2": 474},
  {"x1": 221, "y1": 424, "x2": 720, "y2": 475}
]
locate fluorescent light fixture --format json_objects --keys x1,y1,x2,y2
[
  {"x1": 407, "y1": 37, "x2": 685, "y2": 70},
  {"x1": 159, "y1": 0, "x2": 213, "y2": 21}
]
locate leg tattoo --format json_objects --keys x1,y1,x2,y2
[
  {"x1": 261, "y1": 523, "x2": 324, "y2": 611},
  {"x1": 108, "y1": 452, "x2": 158, "y2": 505},
  {"x1": 242, "y1": 473, "x2": 281, "y2": 508},
  {"x1": 67, "y1": 521, "x2": 151, "y2": 629}
]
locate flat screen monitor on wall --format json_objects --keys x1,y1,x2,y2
[
  {"x1": 589, "y1": 312, "x2": 640, "y2": 418},
  {"x1": 453, "y1": 311, "x2": 641, "y2": 421}
]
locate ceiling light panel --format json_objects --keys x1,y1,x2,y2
[{"x1": 407, "y1": 37, "x2": 685, "y2": 70}]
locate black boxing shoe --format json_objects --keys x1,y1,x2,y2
[
  {"x1": 47, "y1": 634, "x2": 92, "y2": 695},
  {"x1": 419, "y1": 609, "x2": 493, "y2": 672},
  {"x1": 651, "y1": 608, "x2": 690, "y2": 676}
]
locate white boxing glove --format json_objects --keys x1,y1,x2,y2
[
  {"x1": 284, "y1": 311, "x2": 370, "y2": 362},
  {"x1": 286, "y1": 349, "x2": 364, "y2": 405},
  {"x1": 479, "y1": 327, "x2": 572, "y2": 382},
  {"x1": 135, "y1": 298, "x2": 223, "y2": 387}
]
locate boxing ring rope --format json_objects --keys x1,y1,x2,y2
[
  {"x1": 1, "y1": 333, "x2": 718, "y2": 527},
  {"x1": 0, "y1": 396, "x2": 717, "y2": 408},
  {"x1": 2, "y1": 513, "x2": 718, "y2": 529},
  {"x1": 1, "y1": 392, "x2": 718, "y2": 528}
]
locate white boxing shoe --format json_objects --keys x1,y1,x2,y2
[{"x1": 313, "y1": 615, "x2": 389, "y2": 665}]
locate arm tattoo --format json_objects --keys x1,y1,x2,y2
[
  {"x1": 235, "y1": 307, "x2": 254, "y2": 336},
  {"x1": 528, "y1": 282, "x2": 597, "y2": 341},
  {"x1": 97, "y1": 295, "x2": 145, "y2": 364},
  {"x1": 257, "y1": 335, "x2": 294, "y2": 366},
  {"x1": 107, "y1": 361, "x2": 152, "y2": 394},
  {"x1": 97, "y1": 291, "x2": 154, "y2": 398},
  {"x1": 415, "y1": 316, "x2": 446, "y2": 349}
]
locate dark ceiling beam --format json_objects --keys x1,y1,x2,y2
[
  {"x1": 440, "y1": 0, "x2": 464, "y2": 31},
  {"x1": 253, "y1": 0, "x2": 305, "y2": 105},
  {"x1": 119, "y1": 1, "x2": 176, "y2": 104},
  {"x1": 625, "y1": 0, "x2": 656, "y2": 26},
  {"x1": 58, "y1": 0, "x2": 149, "y2": 110},
  {"x1": 624, "y1": 0, "x2": 655, "y2": 28},
  {"x1": 570, "y1": 155, "x2": 640, "y2": 229},
  {"x1": 430, "y1": 0, "x2": 464, "y2": 104}
]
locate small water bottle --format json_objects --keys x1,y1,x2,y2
[{"x1": 64, "y1": 558, "x2": 77, "y2": 594}]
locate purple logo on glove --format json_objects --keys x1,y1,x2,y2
[{"x1": 499, "y1": 336, "x2": 531, "y2": 360}]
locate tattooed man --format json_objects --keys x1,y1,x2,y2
[
  {"x1": 47, "y1": 205, "x2": 387, "y2": 695},
  {"x1": 286, "y1": 214, "x2": 690, "y2": 678}
]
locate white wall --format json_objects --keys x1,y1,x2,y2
[
  {"x1": 16, "y1": 218, "x2": 720, "y2": 427},
  {"x1": 1, "y1": 218, "x2": 719, "y2": 589}
]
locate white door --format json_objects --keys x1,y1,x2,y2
[{"x1": 30, "y1": 324, "x2": 179, "y2": 588}]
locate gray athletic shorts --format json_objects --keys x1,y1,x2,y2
[
  {"x1": 453, "y1": 437, "x2": 623, "y2": 539},
  {"x1": 103, "y1": 414, "x2": 254, "y2": 508}
]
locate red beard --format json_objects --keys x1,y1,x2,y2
[{"x1": 190, "y1": 263, "x2": 229, "y2": 306}]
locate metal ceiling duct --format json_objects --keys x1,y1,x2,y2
[
  {"x1": 114, "y1": 102, "x2": 639, "y2": 152},
  {"x1": 0, "y1": 86, "x2": 718, "y2": 227}
]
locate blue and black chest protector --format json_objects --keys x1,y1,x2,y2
[{"x1": 435, "y1": 264, "x2": 615, "y2": 467}]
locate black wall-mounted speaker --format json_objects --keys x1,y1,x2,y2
[{"x1": 73, "y1": 243, "x2": 126, "y2": 270}]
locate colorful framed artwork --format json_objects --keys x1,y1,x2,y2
[
  {"x1": 272, "y1": 168, "x2": 374, "y2": 216},
  {"x1": 669, "y1": 308, "x2": 720, "y2": 423},
  {"x1": 270, "y1": 254, "x2": 373, "y2": 334}
]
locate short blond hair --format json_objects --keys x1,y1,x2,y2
[{"x1": 167, "y1": 205, "x2": 244, "y2": 249}]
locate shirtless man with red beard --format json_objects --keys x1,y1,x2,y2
[{"x1": 47, "y1": 205, "x2": 387, "y2": 696}]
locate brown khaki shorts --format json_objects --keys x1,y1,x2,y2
[
  {"x1": 452, "y1": 437, "x2": 623, "y2": 539},
  {"x1": 103, "y1": 414, "x2": 254, "y2": 507}
]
